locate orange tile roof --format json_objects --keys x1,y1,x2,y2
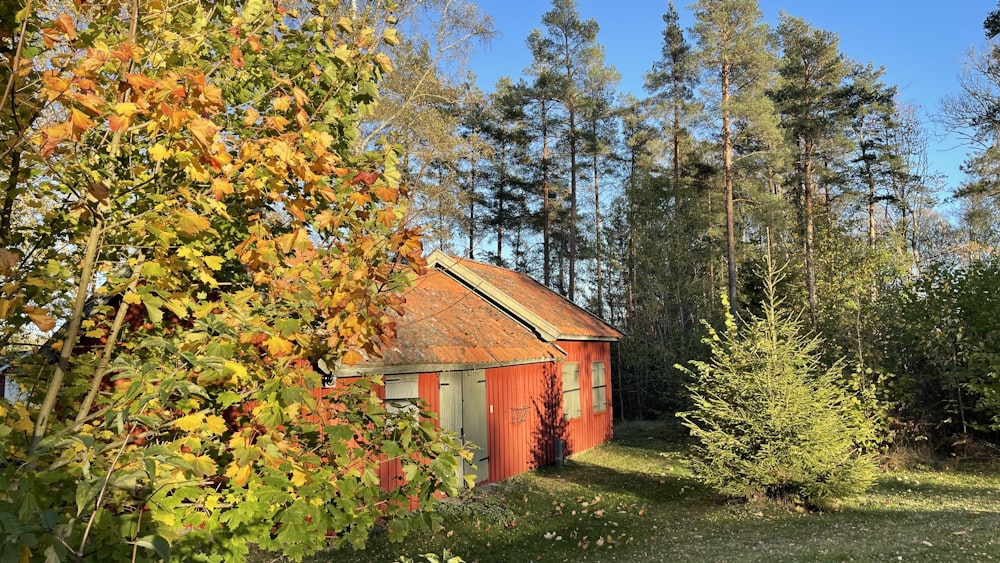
[
  {"x1": 441, "y1": 254, "x2": 623, "y2": 341},
  {"x1": 345, "y1": 269, "x2": 565, "y2": 374}
]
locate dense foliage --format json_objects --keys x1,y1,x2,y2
[
  {"x1": 0, "y1": 1, "x2": 463, "y2": 561},
  {"x1": 888, "y1": 260, "x2": 1000, "y2": 434}
]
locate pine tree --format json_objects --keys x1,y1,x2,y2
[
  {"x1": 677, "y1": 253, "x2": 877, "y2": 508},
  {"x1": 527, "y1": 0, "x2": 603, "y2": 301},
  {"x1": 773, "y1": 14, "x2": 850, "y2": 326},
  {"x1": 691, "y1": 0, "x2": 781, "y2": 320}
]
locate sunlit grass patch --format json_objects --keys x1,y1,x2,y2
[{"x1": 251, "y1": 420, "x2": 1000, "y2": 563}]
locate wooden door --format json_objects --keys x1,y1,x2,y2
[{"x1": 438, "y1": 369, "x2": 489, "y2": 485}]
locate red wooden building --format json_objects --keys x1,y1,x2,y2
[{"x1": 333, "y1": 250, "x2": 622, "y2": 486}]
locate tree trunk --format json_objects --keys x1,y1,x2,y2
[
  {"x1": 568, "y1": 101, "x2": 578, "y2": 302},
  {"x1": 594, "y1": 152, "x2": 602, "y2": 316},
  {"x1": 858, "y1": 131, "x2": 877, "y2": 249},
  {"x1": 804, "y1": 136, "x2": 818, "y2": 327},
  {"x1": 627, "y1": 146, "x2": 637, "y2": 327},
  {"x1": 497, "y1": 146, "x2": 505, "y2": 261},
  {"x1": 721, "y1": 61, "x2": 738, "y2": 321},
  {"x1": 542, "y1": 103, "x2": 551, "y2": 287},
  {"x1": 672, "y1": 73, "x2": 681, "y2": 189},
  {"x1": 468, "y1": 161, "x2": 476, "y2": 259},
  {"x1": 30, "y1": 219, "x2": 105, "y2": 455},
  {"x1": 0, "y1": 149, "x2": 21, "y2": 245}
]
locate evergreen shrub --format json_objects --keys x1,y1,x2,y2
[{"x1": 676, "y1": 262, "x2": 877, "y2": 507}]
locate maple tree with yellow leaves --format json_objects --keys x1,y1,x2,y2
[{"x1": 0, "y1": 1, "x2": 464, "y2": 561}]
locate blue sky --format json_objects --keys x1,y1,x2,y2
[{"x1": 469, "y1": 0, "x2": 996, "y2": 195}]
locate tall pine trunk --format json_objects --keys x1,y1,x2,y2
[
  {"x1": 804, "y1": 136, "x2": 818, "y2": 326},
  {"x1": 542, "y1": 103, "x2": 551, "y2": 286},
  {"x1": 722, "y1": 60, "x2": 738, "y2": 320},
  {"x1": 568, "y1": 101, "x2": 578, "y2": 302}
]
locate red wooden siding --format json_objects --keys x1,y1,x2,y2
[
  {"x1": 377, "y1": 372, "x2": 439, "y2": 491},
  {"x1": 325, "y1": 352, "x2": 613, "y2": 488},
  {"x1": 557, "y1": 341, "x2": 614, "y2": 456},
  {"x1": 483, "y1": 351, "x2": 613, "y2": 484},
  {"x1": 418, "y1": 372, "x2": 441, "y2": 422},
  {"x1": 485, "y1": 362, "x2": 559, "y2": 482}
]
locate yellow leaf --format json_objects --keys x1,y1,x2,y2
[
  {"x1": 210, "y1": 178, "x2": 233, "y2": 199},
  {"x1": 13, "y1": 403, "x2": 34, "y2": 432},
  {"x1": 374, "y1": 52, "x2": 393, "y2": 73},
  {"x1": 273, "y1": 96, "x2": 291, "y2": 112},
  {"x1": 174, "y1": 413, "x2": 204, "y2": 432},
  {"x1": 184, "y1": 453, "x2": 218, "y2": 477},
  {"x1": 268, "y1": 140, "x2": 293, "y2": 164},
  {"x1": 203, "y1": 255, "x2": 225, "y2": 270},
  {"x1": 191, "y1": 301, "x2": 217, "y2": 319},
  {"x1": 290, "y1": 469, "x2": 309, "y2": 487},
  {"x1": 176, "y1": 211, "x2": 211, "y2": 234},
  {"x1": 222, "y1": 360, "x2": 247, "y2": 381},
  {"x1": 0, "y1": 299, "x2": 20, "y2": 319},
  {"x1": 226, "y1": 463, "x2": 253, "y2": 486},
  {"x1": 70, "y1": 108, "x2": 95, "y2": 137},
  {"x1": 204, "y1": 415, "x2": 228, "y2": 436},
  {"x1": 114, "y1": 102, "x2": 139, "y2": 117},
  {"x1": 244, "y1": 107, "x2": 260, "y2": 127},
  {"x1": 264, "y1": 336, "x2": 294, "y2": 357},
  {"x1": 292, "y1": 87, "x2": 308, "y2": 107},
  {"x1": 201, "y1": 83, "x2": 223, "y2": 107},
  {"x1": 188, "y1": 117, "x2": 217, "y2": 150},
  {"x1": 148, "y1": 144, "x2": 171, "y2": 162},
  {"x1": 185, "y1": 161, "x2": 212, "y2": 182},
  {"x1": 342, "y1": 349, "x2": 364, "y2": 366}
]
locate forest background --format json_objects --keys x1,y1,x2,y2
[{"x1": 366, "y1": 0, "x2": 1000, "y2": 439}]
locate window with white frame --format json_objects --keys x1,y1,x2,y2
[
  {"x1": 562, "y1": 363, "x2": 581, "y2": 420},
  {"x1": 592, "y1": 361, "x2": 607, "y2": 413}
]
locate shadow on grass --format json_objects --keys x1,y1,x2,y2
[
  {"x1": 611, "y1": 418, "x2": 690, "y2": 450},
  {"x1": 531, "y1": 455, "x2": 711, "y2": 506}
]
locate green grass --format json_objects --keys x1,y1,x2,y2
[{"x1": 258, "y1": 421, "x2": 1000, "y2": 562}]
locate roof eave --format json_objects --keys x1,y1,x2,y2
[
  {"x1": 427, "y1": 250, "x2": 563, "y2": 343},
  {"x1": 336, "y1": 355, "x2": 564, "y2": 377}
]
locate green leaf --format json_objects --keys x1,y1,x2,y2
[
  {"x1": 274, "y1": 318, "x2": 299, "y2": 337},
  {"x1": 141, "y1": 262, "x2": 166, "y2": 278},
  {"x1": 133, "y1": 534, "x2": 171, "y2": 560},
  {"x1": 218, "y1": 391, "x2": 242, "y2": 408}
]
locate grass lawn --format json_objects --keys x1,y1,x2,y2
[{"x1": 260, "y1": 421, "x2": 1000, "y2": 562}]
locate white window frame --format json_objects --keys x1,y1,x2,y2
[
  {"x1": 592, "y1": 361, "x2": 607, "y2": 413},
  {"x1": 562, "y1": 363, "x2": 581, "y2": 420}
]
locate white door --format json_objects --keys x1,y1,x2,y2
[
  {"x1": 438, "y1": 370, "x2": 489, "y2": 485},
  {"x1": 462, "y1": 369, "x2": 489, "y2": 483}
]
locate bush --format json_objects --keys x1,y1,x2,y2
[{"x1": 676, "y1": 261, "x2": 877, "y2": 508}]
